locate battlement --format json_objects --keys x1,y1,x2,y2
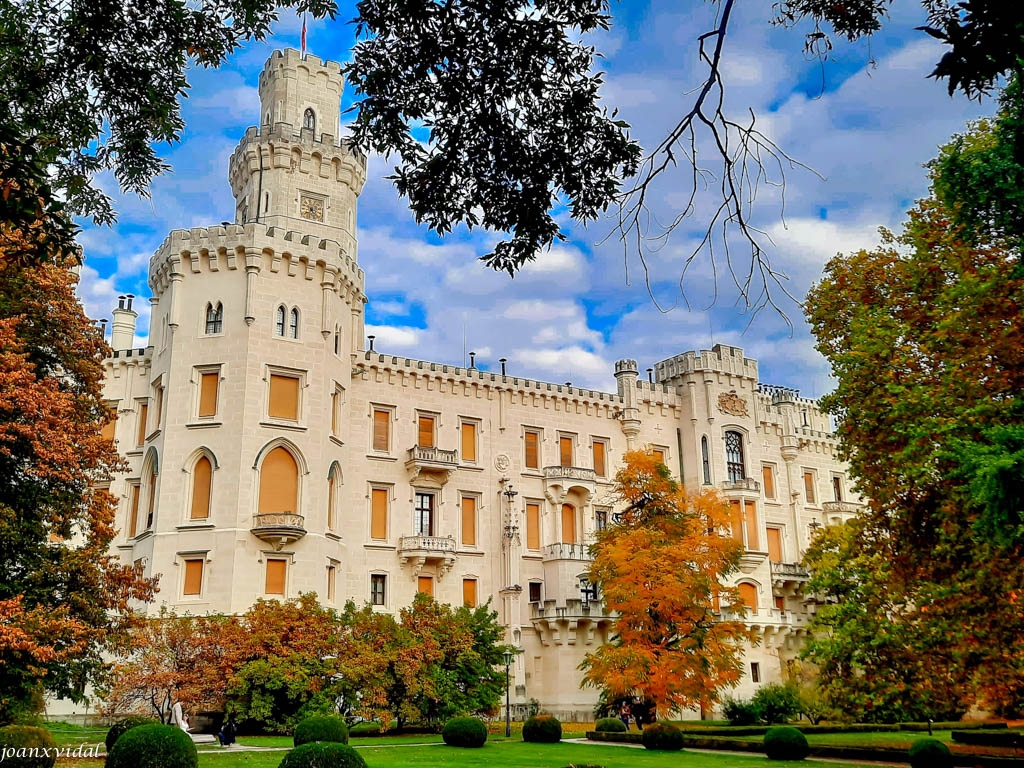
[
  {"x1": 259, "y1": 48, "x2": 343, "y2": 84},
  {"x1": 756, "y1": 383, "x2": 820, "y2": 408},
  {"x1": 654, "y1": 343, "x2": 758, "y2": 382},
  {"x1": 614, "y1": 359, "x2": 638, "y2": 375}
]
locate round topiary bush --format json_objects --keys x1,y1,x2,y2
[
  {"x1": 764, "y1": 726, "x2": 809, "y2": 761},
  {"x1": 105, "y1": 715, "x2": 159, "y2": 751},
  {"x1": 595, "y1": 717, "x2": 627, "y2": 733},
  {"x1": 293, "y1": 715, "x2": 349, "y2": 747},
  {"x1": 641, "y1": 722, "x2": 683, "y2": 751},
  {"x1": 278, "y1": 742, "x2": 368, "y2": 768},
  {"x1": 522, "y1": 714, "x2": 562, "y2": 743},
  {"x1": 909, "y1": 738, "x2": 953, "y2": 768},
  {"x1": 0, "y1": 725, "x2": 57, "y2": 768},
  {"x1": 106, "y1": 723, "x2": 198, "y2": 768},
  {"x1": 441, "y1": 716, "x2": 487, "y2": 747}
]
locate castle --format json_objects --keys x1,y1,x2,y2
[{"x1": 95, "y1": 49, "x2": 862, "y2": 720}]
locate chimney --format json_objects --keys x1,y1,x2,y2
[{"x1": 110, "y1": 294, "x2": 138, "y2": 351}]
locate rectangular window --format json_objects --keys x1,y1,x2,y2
[
  {"x1": 767, "y1": 527, "x2": 783, "y2": 563},
  {"x1": 417, "y1": 575, "x2": 434, "y2": 597},
  {"x1": 128, "y1": 484, "x2": 140, "y2": 537},
  {"x1": 462, "y1": 578, "x2": 478, "y2": 607},
  {"x1": 524, "y1": 430, "x2": 540, "y2": 469},
  {"x1": 183, "y1": 558, "x2": 204, "y2": 596},
  {"x1": 526, "y1": 502, "x2": 541, "y2": 550},
  {"x1": 331, "y1": 390, "x2": 339, "y2": 435},
  {"x1": 592, "y1": 440, "x2": 606, "y2": 477},
  {"x1": 832, "y1": 475, "x2": 843, "y2": 502},
  {"x1": 265, "y1": 558, "x2": 287, "y2": 595},
  {"x1": 652, "y1": 448, "x2": 666, "y2": 466},
  {"x1": 528, "y1": 582, "x2": 542, "y2": 603},
  {"x1": 136, "y1": 402, "x2": 149, "y2": 446},
  {"x1": 561, "y1": 503, "x2": 576, "y2": 544},
  {"x1": 417, "y1": 414, "x2": 435, "y2": 448},
  {"x1": 729, "y1": 500, "x2": 744, "y2": 546},
  {"x1": 461, "y1": 495, "x2": 476, "y2": 547},
  {"x1": 559, "y1": 436, "x2": 573, "y2": 467},
  {"x1": 371, "y1": 574, "x2": 386, "y2": 605},
  {"x1": 370, "y1": 488, "x2": 388, "y2": 540},
  {"x1": 199, "y1": 371, "x2": 219, "y2": 417},
  {"x1": 750, "y1": 662, "x2": 761, "y2": 683},
  {"x1": 595, "y1": 509, "x2": 608, "y2": 531},
  {"x1": 101, "y1": 410, "x2": 117, "y2": 443},
  {"x1": 327, "y1": 565, "x2": 337, "y2": 601},
  {"x1": 154, "y1": 386, "x2": 164, "y2": 429},
  {"x1": 461, "y1": 421, "x2": 477, "y2": 462},
  {"x1": 372, "y1": 408, "x2": 390, "y2": 452},
  {"x1": 774, "y1": 595, "x2": 785, "y2": 611},
  {"x1": 762, "y1": 465, "x2": 776, "y2": 499},
  {"x1": 415, "y1": 492, "x2": 435, "y2": 537},
  {"x1": 268, "y1": 374, "x2": 300, "y2": 420},
  {"x1": 804, "y1": 471, "x2": 817, "y2": 504},
  {"x1": 744, "y1": 500, "x2": 759, "y2": 550}
]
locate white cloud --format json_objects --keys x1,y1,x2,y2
[{"x1": 365, "y1": 325, "x2": 421, "y2": 349}]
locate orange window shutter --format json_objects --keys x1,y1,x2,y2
[
  {"x1": 101, "y1": 414, "x2": 116, "y2": 443},
  {"x1": 265, "y1": 559, "x2": 287, "y2": 595},
  {"x1": 560, "y1": 437, "x2": 573, "y2": 467},
  {"x1": 762, "y1": 465, "x2": 775, "y2": 498},
  {"x1": 526, "y1": 503, "x2": 540, "y2": 549},
  {"x1": 463, "y1": 578, "x2": 477, "y2": 607},
  {"x1": 767, "y1": 528, "x2": 783, "y2": 563},
  {"x1": 653, "y1": 449, "x2": 665, "y2": 465},
  {"x1": 137, "y1": 403, "x2": 148, "y2": 445},
  {"x1": 804, "y1": 472, "x2": 816, "y2": 503},
  {"x1": 561, "y1": 504, "x2": 576, "y2": 544},
  {"x1": 525, "y1": 432, "x2": 539, "y2": 469},
  {"x1": 183, "y1": 559, "x2": 203, "y2": 595},
  {"x1": 461, "y1": 496, "x2": 476, "y2": 546},
  {"x1": 371, "y1": 488, "x2": 388, "y2": 539},
  {"x1": 268, "y1": 375, "x2": 299, "y2": 420},
  {"x1": 190, "y1": 457, "x2": 212, "y2": 520},
  {"x1": 373, "y1": 410, "x2": 390, "y2": 452},
  {"x1": 417, "y1": 576, "x2": 434, "y2": 596},
  {"x1": 461, "y1": 422, "x2": 476, "y2": 462},
  {"x1": 327, "y1": 565, "x2": 336, "y2": 601},
  {"x1": 739, "y1": 583, "x2": 758, "y2": 611},
  {"x1": 775, "y1": 595, "x2": 785, "y2": 611},
  {"x1": 593, "y1": 442, "x2": 606, "y2": 476},
  {"x1": 258, "y1": 447, "x2": 298, "y2": 515},
  {"x1": 128, "y1": 485, "x2": 140, "y2": 537},
  {"x1": 418, "y1": 415, "x2": 434, "y2": 448},
  {"x1": 730, "y1": 500, "x2": 744, "y2": 545},
  {"x1": 744, "y1": 500, "x2": 759, "y2": 550},
  {"x1": 199, "y1": 372, "x2": 219, "y2": 417}
]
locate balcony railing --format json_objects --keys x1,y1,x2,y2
[
  {"x1": 407, "y1": 445, "x2": 458, "y2": 466},
  {"x1": 543, "y1": 466, "x2": 597, "y2": 483},
  {"x1": 721, "y1": 478, "x2": 761, "y2": 493},
  {"x1": 530, "y1": 598, "x2": 612, "y2": 622},
  {"x1": 770, "y1": 561, "x2": 810, "y2": 581},
  {"x1": 822, "y1": 500, "x2": 864, "y2": 516},
  {"x1": 541, "y1": 542, "x2": 593, "y2": 562},
  {"x1": 398, "y1": 534, "x2": 457, "y2": 573},
  {"x1": 251, "y1": 512, "x2": 307, "y2": 548}
]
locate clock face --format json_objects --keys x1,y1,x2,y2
[{"x1": 300, "y1": 196, "x2": 324, "y2": 222}]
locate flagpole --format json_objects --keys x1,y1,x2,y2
[{"x1": 301, "y1": 12, "x2": 307, "y2": 57}]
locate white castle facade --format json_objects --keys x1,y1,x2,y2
[{"x1": 96, "y1": 49, "x2": 862, "y2": 720}]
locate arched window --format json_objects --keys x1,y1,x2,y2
[
  {"x1": 725, "y1": 430, "x2": 745, "y2": 482},
  {"x1": 303, "y1": 108, "x2": 316, "y2": 132},
  {"x1": 701, "y1": 435, "x2": 711, "y2": 485},
  {"x1": 561, "y1": 503, "x2": 577, "y2": 545},
  {"x1": 143, "y1": 451, "x2": 159, "y2": 531},
  {"x1": 205, "y1": 302, "x2": 223, "y2": 334},
  {"x1": 289, "y1": 307, "x2": 300, "y2": 339},
  {"x1": 738, "y1": 582, "x2": 758, "y2": 612},
  {"x1": 275, "y1": 305, "x2": 286, "y2": 336},
  {"x1": 190, "y1": 456, "x2": 213, "y2": 520},
  {"x1": 333, "y1": 327, "x2": 340, "y2": 355},
  {"x1": 258, "y1": 447, "x2": 299, "y2": 515},
  {"x1": 327, "y1": 464, "x2": 341, "y2": 531}
]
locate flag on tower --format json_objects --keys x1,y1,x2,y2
[{"x1": 301, "y1": 13, "x2": 307, "y2": 56}]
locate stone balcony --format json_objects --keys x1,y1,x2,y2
[
  {"x1": 398, "y1": 534, "x2": 457, "y2": 575},
  {"x1": 530, "y1": 598, "x2": 614, "y2": 646},
  {"x1": 720, "y1": 478, "x2": 761, "y2": 494},
  {"x1": 822, "y1": 500, "x2": 865, "y2": 523},
  {"x1": 770, "y1": 560, "x2": 811, "y2": 587},
  {"x1": 250, "y1": 512, "x2": 306, "y2": 549},
  {"x1": 543, "y1": 465, "x2": 597, "y2": 506},
  {"x1": 543, "y1": 465, "x2": 597, "y2": 484},
  {"x1": 405, "y1": 445, "x2": 458, "y2": 484},
  {"x1": 541, "y1": 542, "x2": 593, "y2": 562}
]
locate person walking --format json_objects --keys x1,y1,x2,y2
[{"x1": 619, "y1": 702, "x2": 631, "y2": 730}]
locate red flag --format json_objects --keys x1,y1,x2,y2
[{"x1": 301, "y1": 13, "x2": 307, "y2": 56}]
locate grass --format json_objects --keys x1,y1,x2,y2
[{"x1": 723, "y1": 729, "x2": 957, "y2": 747}]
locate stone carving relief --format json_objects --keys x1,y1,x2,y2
[
  {"x1": 717, "y1": 391, "x2": 749, "y2": 418},
  {"x1": 494, "y1": 453, "x2": 510, "y2": 472}
]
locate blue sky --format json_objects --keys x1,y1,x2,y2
[{"x1": 75, "y1": 0, "x2": 989, "y2": 394}]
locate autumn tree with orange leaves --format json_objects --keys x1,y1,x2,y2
[
  {"x1": 580, "y1": 450, "x2": 752, "y2": 718},
  {"x1": 0, "y1": 142, "x2": 155, "y2": 724}
]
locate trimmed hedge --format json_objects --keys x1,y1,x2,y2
[
  {"x1": 293, "y1": 715, "x2": 349, "y2": 746},
  {"x1": 349, "y1": 721, "x2": 383, "y2": 736},
  {"x1": 595, "y1": 717, "x2": 627, "y2": 733},
  {"x1": 909, "y1": 738, "x2": 953, "y2": 768},
  {"x1": 587, "y1": 731, "x2": 643, "y2": 744},
  {"x1": 764, "y1": 726, "x2": 809, "y2": 761},
  {"x1": 106, "y1": 724, "x2": 198, "y2": 768},
  {"x1": 442, "y1": 717, "x2": 487, "y2": 748},
  {"x1": 951, "y1": 729, "x2": 1024, "y2": 747},
  {"x1": 900, "y1": 721, "x2": 1007, "y2": 731},
  {"x1": 278, "y1": 742, "x2": 367, "y2": 768},
  {"x1": 105, "y1": 715, "x2": 159, "y2": 751},
  {"x1": 522, "y1": 714, "x2": 562, "y2": 743},
  {"x1": 0, "y1": 725, "x2": 57, "y2": 768},
  {"x1": 641, "y1": 722, "x2": 683, "y2": 751}
]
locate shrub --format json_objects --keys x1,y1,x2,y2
[
  {"x1": 441, "y1": 717, "x2": 487, "y2": 747},
  {"x1": 0, "y1": 725, "x2": 57, "y2": 768},
  {"x1": 764, "y1": 726, "x2": 809, "y2": 761},
  {"x1": 909, "y1": 738, "x2": 953, "y2": 768},
  {"x1": 349, "y1": 721, "x2": 382, "y2": 736},
  {"x1": 106, "y1": 724, "x2": 198, "y2": 768},
  {"x1": 278, "y1": 742, "x2": 368, "y2": 768},
  {"x1": 595, "y1": 717, "x2": 626, "y2": 733},
  {"x1": 641, "y1": 722, "x2": 683, "y2": 751},
  {"x1": 522, "y1": 714, "x2": 562, "y2": 743},
  {"x1": 293, "y1": 715, "x2": 349, "y2": 746},
  {"x1": 722, "y1": 696, "x2": 763, "y2": 725},
  {"x1": 105, "y1": 715, "x2": 159, "y2": 751},
  {"x1": 753, "y1": 683, "x2": 801, "y2": 724}
]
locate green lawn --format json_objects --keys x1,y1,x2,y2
[{"x1": 724, "y1": 729, "x2": 956, "y2": 747}]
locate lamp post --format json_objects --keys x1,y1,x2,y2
[{"x1": 503, "y1": 649, "x2": 515, "y2": 737}]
